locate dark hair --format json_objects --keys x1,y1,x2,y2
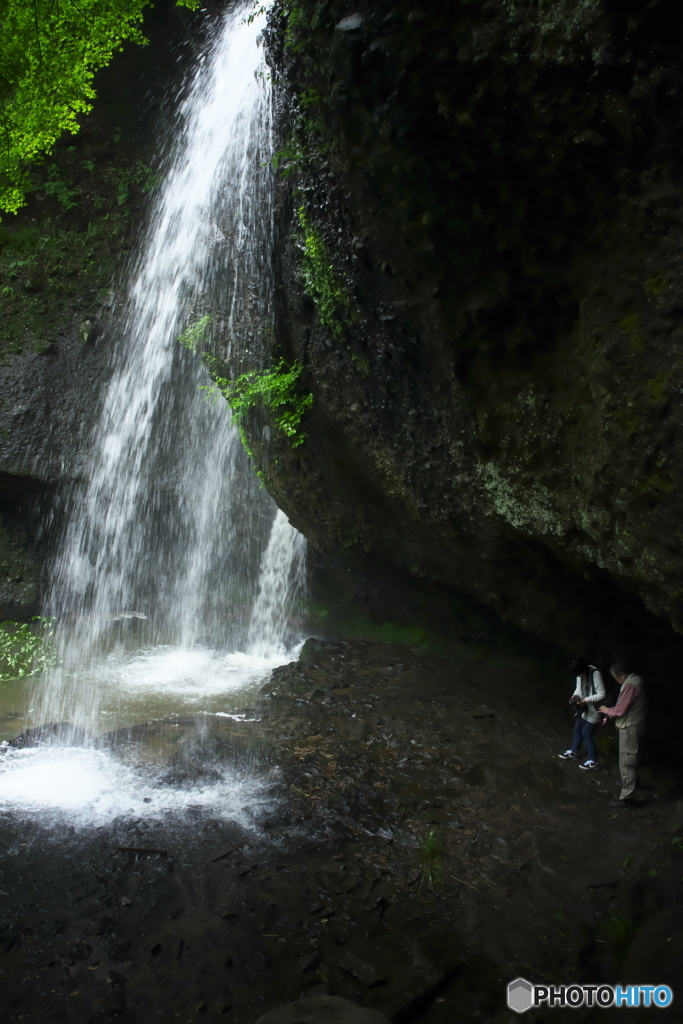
[
  {"x1": 569, "y1": 658, "x2": 589, "y2": 676},
  {"x1": 610, "y1": 659, "x2": 630, "y2": 678}
]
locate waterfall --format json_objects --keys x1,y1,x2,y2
[
  {"x1": 248, "y1": 509, "x2": 307, "y2": 657},
  {"x1": 2, "y1": 0, "x2": 307, "y2": 805}
]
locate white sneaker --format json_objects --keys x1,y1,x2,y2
[
  {"x1": 579, "y1": 760, "x2": 599, "y2": 771},
  {"x1": 559, "y1": 750, "x2": 579, "y2": 759}
]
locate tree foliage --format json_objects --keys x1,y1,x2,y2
[{"x1": 0, "y1": 0, "x2": 199, "y2": 215}]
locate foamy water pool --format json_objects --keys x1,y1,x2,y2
[
  {"x1": 0, "y1": 744, "x2": 273, "y2": 827},
  {"x1": 1, "y1": 642, "x2": 302, "y2": 739},
  {"x1": 98, "y1": 646, "x2": 291, "y2": 701},
  {"x1": 0, "y1": 640, "x2": 301, "y2": 826}
]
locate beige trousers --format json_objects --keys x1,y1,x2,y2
[{"x1": 618, "y1": 723, "x2": 644, "y2": 801}]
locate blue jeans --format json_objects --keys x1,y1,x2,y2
[{"x1": 572, "y1": 716, "x2": 598, "y2": 761}]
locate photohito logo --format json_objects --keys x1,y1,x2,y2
[{"x1": 507, "y1": 978, "x2": 674, "y2": 1013}]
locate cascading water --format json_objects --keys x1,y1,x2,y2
[
  {"x1": 0, "y1": 2, "x2": 307, "y2": 824},
  {"x1": 248, "y1": 510, "x2": 307, "y2": 658}
]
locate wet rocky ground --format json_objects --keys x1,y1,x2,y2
[{"x1": 0, "y1": 637, "x2": 681, "y2": 1023}]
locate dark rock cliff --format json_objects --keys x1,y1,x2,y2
[{"x1": 253, "y1": 0, "x2": 683, "y2": 708}]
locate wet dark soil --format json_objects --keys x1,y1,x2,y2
[{"x1": 0, "y1": 638, "x2": 681, "y2": 1024}]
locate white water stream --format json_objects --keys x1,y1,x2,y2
[{"x1": 0, "y1": 2, "x2": 306, "y2": 824}]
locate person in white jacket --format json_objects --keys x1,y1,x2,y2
[{"x1": 558, "y1": 659, "x2": 606, "y2": 770}]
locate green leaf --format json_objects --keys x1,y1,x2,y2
[{"x1": 0, "y1": 616, "x2": 59, "y2": 680}]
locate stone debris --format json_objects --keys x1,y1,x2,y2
[
  {"x1": 207, "y1": 842, "x2": 243, "y2": 863},
  {"x1": 338, "y1": 951, "x2": 379, "y2": 987},
  {"x1": 254, "y1": 994, "x2": 390, "y2": 1024}
]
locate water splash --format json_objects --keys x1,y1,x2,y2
[{"x1": 0, "y1": 744, "x2": 273, "y2": 829}]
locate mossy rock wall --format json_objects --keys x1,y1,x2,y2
[{"x1": 253, "y1": 0, "x2": 683, "y2": 690}]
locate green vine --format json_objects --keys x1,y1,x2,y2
[
  {"x1": 0, "y1": 616, "x2": 59, "y2": 681},
  {"x1": 205, "y1": 358, "x2": 313, "y2": 449},
  {"x1": 281, "y1": 0, "x2": 308, "y2": 52},
  {"x1": 178, "y1": 314, "x2": 212, "y2": 351},
  {"x1": 178, "y1": 316, "x2": 313, "y2": 467},
  {"x1": 246, "y1": 0, "x2": 306, "y2": 49},
  {"x1": 297, "y1": 206, "x2": 349, "y2": 339},
  {"x1": 270, "y1": 136, "x2": 307, "y2": 178}
]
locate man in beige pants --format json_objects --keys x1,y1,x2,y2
[{"x1": 600, "y1": 660, "x2": 646, "y2": 808}]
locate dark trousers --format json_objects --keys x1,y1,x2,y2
[{"x1": 571, "y1": 716, "x2": 598, "y2": 761}]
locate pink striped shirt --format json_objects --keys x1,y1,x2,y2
[{"x1": 603, "y1": 682, "x2": 639, "y2": 720}]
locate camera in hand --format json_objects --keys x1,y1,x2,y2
[{"x1": 569, "y1": 695, "x2": 581, "y2": 705}]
